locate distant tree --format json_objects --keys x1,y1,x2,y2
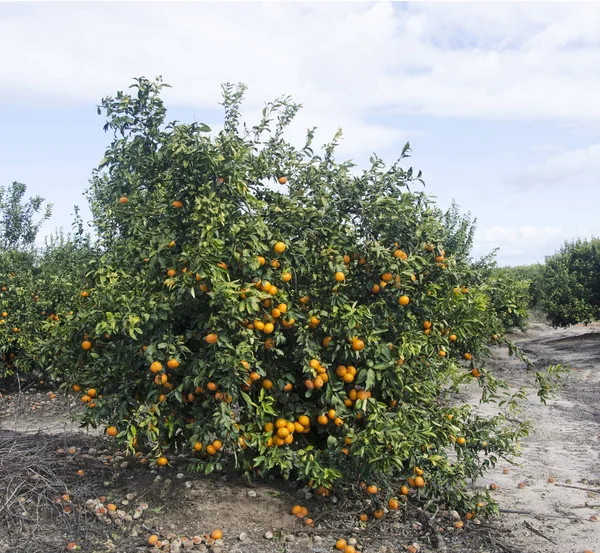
[
  {"x1": 540, "y1": 237, "x2": 600, "y2": 327},
  {"x1": 0, "y1": 181, "x2": 52, "y2": 251}
]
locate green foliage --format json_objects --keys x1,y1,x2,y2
[
  {"x1": 43, "y1": 78, "x2": 537, "y2": 517},
  {"x1": 0, "y1": 186, "x2": 92, "y2": 379},
  {"x1": 0, "y1": 182, "x2": 52, "y2": 251},
  {"x1": 494, "y1": 264, "x2": 544, "y2": 309},
  {"x1": 540, "y1": 237, "x2": 600, "y2": 327}
]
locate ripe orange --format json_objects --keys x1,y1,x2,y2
[
  {"x1": 457, "y1": 437, "x2": 466, "y2": 445},
  {"x1": 205, "y1": 333, "x2": 218, "y2": 344},
  {"x1": 262, "y1": 379, "x2": 273, "y2": 390},
  {"x1": 282, "y1": 271, "x2": 292, "y2": 282},
  {"x1": 167, "y1": 359, "x2": 179, "y2": 369},
  {"x1": 172, "y1": 200, "x2": 183, "y2": 208},
  {"x1": 291, "y1": 505, "x2": 303, "y2": 515},
  {"x1": 278, "y1": 176, "x2": 287, "y2": 185},
  {"x1": 373, "y1": 509, "x2": 384, "y2": 519},
  {"x1": 167, "y1": 268, "x2": 177, "y2": 277},
  {"x1": 193, "y1": 442, "x2": 202, "y2": 451},
  {"x1": 335, "y1": 271, "x2": 345, "y2": 282},
  {"x1": 273, "y1": 241, "x2": 286, "y2": 254},
  {"x1": 388, "y1": 498, "x2": 399, "y2": 510},
  {"x1": 367, "y1": 484, "x2": 378, "y2": 494},
  {"x1": 335, "y1": 539, "x2": 347, "y2": 550},
  {"x1": 213, "y1": 440, "x2": 223, "y2": 450},
  {"x1": 106, "y1": 426, "x2": 118, "y2": 437},
  {"x1": 157, "y1": 456, "x2": 168, "y2": 466},
  {"x1": 371, "y1": 283, "x2": 380, "y2": 294},
  {"x1": 81, "y1": 340, "x2": 92, "y2": 351},
  {"x1": 119, "y1": 196, "x2": 129, "y2": 204},
  {"x1": 148, "y1": 535, "x2": 159, "y2": 546},
  {"x1": 359, "y1": 513, "x2": 368, "y2": 522},
  {"x1": 400, "y1": 485, "x2": 409, "y2": 495},
  {"x1": 398, "y1": 295, "x2": 410, "y2": 306},
  {"x1": 351, "y1": 339, "x2": 365, "y2": 351},
  {"x1": 414, "y1": 476, "x2": 425, "y2": 488},
  {"x1": 464, "y1": 352, "x2": 472, "y2": 360}
]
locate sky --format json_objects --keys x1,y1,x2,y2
[{"x1": 1, "y1": 1, "x2": 599, "y2": 266}]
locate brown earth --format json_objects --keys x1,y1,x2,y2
[{"x1": 0, "y1": 321, "x2": 598, "y2": 553}]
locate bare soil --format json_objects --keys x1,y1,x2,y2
[{"x1": 1, "y1": 321, "x2": 599, "y2": 553}]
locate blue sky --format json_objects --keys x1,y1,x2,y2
[{"x1": 1, "y1": 1, "x2": 599, "y2": 266}]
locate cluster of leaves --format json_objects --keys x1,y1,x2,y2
[
  {"x1": 494, "y1": 264, "x2": 544, "y2": 310},
  {"x1": 40, "y1": 78, "x2": 538, "y2": 517},
  {"x1": 538, "y1": 237, "x2": 600, "y2": 327}
]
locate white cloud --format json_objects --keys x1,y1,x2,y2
[
  {"x1": 474, "y1": 225, "x2": 566, "y2": 265},
  {"x1": 515, "y1": 143, "x2": 600, "y2": 188},
  {"x1": 2, "y1": 2, "x2": 600, "y2": 136}
]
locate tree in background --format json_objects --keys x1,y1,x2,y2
[{"x1": 540, "y1": 237, "x2": 600, "y2": 327}]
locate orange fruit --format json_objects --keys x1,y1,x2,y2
[
  {"x1": 335, "y1": 271, "x2": 345, "y2": 282},
  {"x1": 291, "y1": 505, "x2": 303, "y2": 515},
  {"x1": 119, "y1": 196, "x2": 129, "y2": 204},
  {"x1": 381, "y1": 272, "x2": 393, "y2": 282},
  {"x1": 278, "y1": 176, "x2": 287, "y2": 185},
  {"x1": 414, "y1": 476, "x2": 425, "y2": 487},
  {"x1": 210, "y1": 529, "x2": 223, "y2": 540},
  {"x1": 212, "y1": 440, "x2": 223, "y2": 450},
  {"x1": 87, "y1": 388, "x2": 97, "y2": 398},
  {"x1": 373, "y1": 509, "x2": 384, "y2": 519},
  {"x1": 148, "y1": 535, "x2": 159, "y2": 546},
  {"x1": 457, "y1": 437, "x2": 466, "y2": 445},
  {"x1": 398, "y1": 295, "x2": 410, "y2": 306},
  {"x1": 359, "y1": 513, "x2": 368, "y2": 522},
  {"x1": 282, "y1": 272, "x2": 292, "y2": 282},
  {"x1": 150, "y1": 361, "x2": 162, "y2": 373},
  {"x1": 317, "y1": 414, "x2": 328, "y2": 425},
  {"x1": 464, "y1": 352, "x2": 472, "y2": 360},
  {"x1": 81, "y1": 340, "x2": 92, "y2": 351},
  {"x1": 206, "y1": 445, "x2": 216, "y2": 455},
  {"x1": 273, "y1": 241, "x2": 286, "y2": 254},
  {"x1": 167, "y1": 359, "x2": 179, "y2": 370},
  {"x1": 257, "y1": 255, "x2": 266, "y2": 266},
  {"x1": 263, "y1": 322, "x2": 275, "y2": 334},
  {"x1": 262, "y1": 379, "x2": 273, "y2": 390},
  {"x1": 449, "y1": 334, "x2": 457, "y2": 341},
  {"x1": 367, "y1": 485, "x2": 378, "y2": 494},
  {"x1": 401, "y1": 485, "x2": 409, "y2": 495},
  {"x1": 193, "y1": 442, "x2": 202, "y2": 451},
  {"x1": 157, "y1": 456, "x2": 168, "y2": 466},
  {"x1": 205, "y1": 333, "x2": 218, "y2": 344},
  {"x1": 335, "y1": 539, "x2": 347, "y2": 550},
  {"x1": 298, "y1": 415, "x2": 310, "y2": 427},
  {"x1": 388, "y1": 498, "x2": 399, "y2": 510},
  {"x1": 167, "y1": 268, "x2": 176, "y2": 277},
  {"x1": 72, "y1": 384, "x2": 81, "y2": 392},
  {"x1": 351, "y1": 339, "x2": 365, "y2": 351},
  {"x1": 106, "y1": 426, "x2": 118, "y2": 437}
]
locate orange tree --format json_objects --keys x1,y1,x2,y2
[
  {"x1": 49, "y1": 78, "x2": 531, "y2": 515},
  {"x1": 0, "y1": 184, "x2": 92, "y2": 380},
  {"x1": 0, "y1": 182, "x2": 51, "y2": 378},
  {"x1": 540, "y1": 237, "x2": 600, "y2": 327}
]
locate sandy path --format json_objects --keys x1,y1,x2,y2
[{"x1": 465, "y1": 321, "x2": 600, "y2": 553}]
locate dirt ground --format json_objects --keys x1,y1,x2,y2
[{"x1": 0, "y1": 321, "x2": 598, "y2": 553}]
